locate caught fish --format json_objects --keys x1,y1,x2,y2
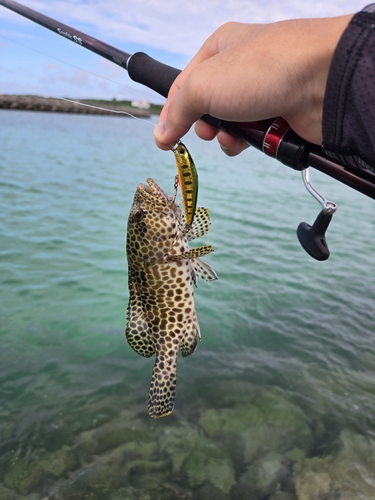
[
  {"x1": 125, "y1": 178, "x2": 217, "y2": 418},
  {"x1": 173, "y1": 141, "x2": 198, "y2": 227}
]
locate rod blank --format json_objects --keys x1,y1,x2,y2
[{"x1": 0, "y1": 0, "x2": 132, "y2": 68}]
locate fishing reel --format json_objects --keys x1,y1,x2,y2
[{"x1": 297, "y1": 168, "x2": 337, "y2": 261}]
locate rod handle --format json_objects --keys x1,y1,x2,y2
[
  {"x1": 126, "y1": 55, "x2": 306, "y2": 157},
  {"x1": 127, "y1": 52, "x2": 181, "y2": 99}
]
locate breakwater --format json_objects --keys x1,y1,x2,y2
[{"x1": 0, "y1": 94, "x2": 152, "y2": 117}]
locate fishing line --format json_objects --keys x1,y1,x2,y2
[
  {"x1": 56, "y1": 97, "x2": 157, "y2": 125},
  {"x1": 0, "y1": 80, "x2": 157, "y2": 126},
  {"x1": 0, "y1": 32, "x2": 161, "y2": 100}
]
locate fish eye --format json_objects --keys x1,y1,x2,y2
[
  {"x1": 178, "y1": 147, "x2": 185, "y2": 155},
  {"x1": 134, "y1": 208, "x2": 144, "y2": 221}
]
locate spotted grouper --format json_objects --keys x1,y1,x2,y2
[{"x1": 125, "y1": 178, "x2": 217, "y2": 418}]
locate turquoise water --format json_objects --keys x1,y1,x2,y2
[{"x1": 1, "y1": 109, "x2": 375, "y2": 499}]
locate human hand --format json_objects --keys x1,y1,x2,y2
[{"x1": 154, "y1": 15, "x2": 353, "y2": 155}]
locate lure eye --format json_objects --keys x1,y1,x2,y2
[
  {"x1": 134, "y1": 208, "x2": 144, "y2": 221},
  {"x1": 178, "y1": 147, "x2": 185, "y2": 155}
]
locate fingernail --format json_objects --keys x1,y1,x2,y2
[
  {"x1": 154, "y1": 120, "x2": 165, "y2": 140},
  {"x1": 220, "y1": 144, "x2": 230, "y2": 156}
]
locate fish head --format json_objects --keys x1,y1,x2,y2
[{"x1": 127, "y1": 178, "x2": 182, "y2": 265}]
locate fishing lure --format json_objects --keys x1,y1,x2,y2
[{"x1": 173, "y1": 141, "x2": 198, "y2": 227}]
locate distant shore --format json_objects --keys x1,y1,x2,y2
[{"x1": 0, "y1": 94, "x2": 162, "y2": 117}]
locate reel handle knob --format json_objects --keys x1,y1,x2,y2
[{"x1": 297, "y1": 210, "x2": 333, "y2": 261}]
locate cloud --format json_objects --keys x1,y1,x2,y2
[
  {"x1": 1, "y1": 0, "x2": 360, "y2": 59},
  {"x1": 0, "y1": 0, "x2": 361, "y2": 100}
]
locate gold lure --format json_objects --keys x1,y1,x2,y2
[{"x1": 173, "y1": 141, "x2": 198, "y2": 227}]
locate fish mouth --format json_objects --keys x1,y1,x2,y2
[
  {"x1": 140, "y1": 184, "x2": 152, "y2": 195},
  {"x1": 137, "y1": 178, "x2": 172, "y2": 204}
]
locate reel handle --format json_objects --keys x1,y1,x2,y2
[{"x1": 297, "y1": 211, "x2": 333, "y2": 261}]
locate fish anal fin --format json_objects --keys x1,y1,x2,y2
[
  {"x1": 180, "y1": 334, "x2": 198, "y2": 357},
  {"x1": 180, "y1": 319, "x2": 200, "y2": 357}
]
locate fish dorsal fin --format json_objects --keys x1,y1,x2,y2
[
  {"x1": 192, "y1": 257, "x2": 218, "y2": 281},
  {"x1": 183, "y1": 207, "x2": 211, "y2": 241},
  {"x1": 169, "y1": 245, "x2": 214, "y2": 261},
  {"x1": 125, "y1": 271, "x2": 155, "y2": 358}
]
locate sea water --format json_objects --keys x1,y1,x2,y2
[{"x1": 1, "y1": 109, "x2": 375, "y2": 499}]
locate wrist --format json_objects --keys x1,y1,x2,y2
[{"x1": 284, "y1": 15, "x2": 353, "y2": 144}]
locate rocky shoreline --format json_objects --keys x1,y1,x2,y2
[{"x1": 0, "y1": 94, "x2": 153, "y2": 117}]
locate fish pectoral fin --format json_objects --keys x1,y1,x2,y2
[
  {"x1": 185, "y1": 207, "x2": 211, "y2": 241},
  {"x1": 125, "y1": 276, "x2": 155, "y2": 358},
  {"x1": 148, "y1": 354, "x2": 177, "y2": 419},
  {"x1": 169, "y1": 245, "x2": 214, "y2": 261},
  {"x1": 192, "y1": 257, "x2": 218, "y2": 281}
]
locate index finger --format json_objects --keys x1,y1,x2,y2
[{"x1": 156, "y1": 30, "x2": 223, "y2": 125}]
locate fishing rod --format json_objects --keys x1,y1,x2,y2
[
  {"x1": 1, "y1": 0, "x2": 375, "y2": 260},
  {"x1": 1, "y1": 0, "x2": 373, "y2": 196}
]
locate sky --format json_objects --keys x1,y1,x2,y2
[{"x1": 0, "y1": 0, "x2": 362, "y2": 103}]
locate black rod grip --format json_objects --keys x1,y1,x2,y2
[{"x1": 127, "y1": 52, "x2": 181, "y2": 99}]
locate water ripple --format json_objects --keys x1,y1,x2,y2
[{"x1": 1, "y1": 110, "x2": 375, "y2": 458}]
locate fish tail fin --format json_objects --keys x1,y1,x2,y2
[{"x1": 148, "y1": 354, "x2": 177, "y2": 418}]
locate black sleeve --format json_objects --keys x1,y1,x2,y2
[{"x1": 322, "y1": 4, "x2": 375, "y2": 174}]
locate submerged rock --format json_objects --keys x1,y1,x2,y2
[
  {"x1": 0, "y1": 483, "x2": 17, "y2": 500},
  {"x1": 76, "y1": 409, "x2": 152, "y2": 459},
  {"x1": 284, "y1": 448, "x2": 306, "y2": 464},
  {"x1": 199, "y1": 386, "x2": 313, "y2": 463},
  {"x1": 182, "y1": 433, "x2": 236, "y2": 493},
  {"x1": 294, "y1": 429, "x2": 375, "y2": 500},
  {"x1": 231, "y1": 452, "x2": 292, "y2": 499},
  {"x1": 109, "y1": 484, "x2": 193, "y2": 500},
  {"x1": 158, "y1": 424, "x2": 198, "y2": 472},
  {"x1": 1, "y1": 443, "x2": 78, "y2": 496},
  {"x1": 43, "y1": 443, "x2": 168, "y2": 499},
  {"x1": 269, "y1": 492, "x2": 298, "y2": 500},
  {"x1": 331, "y1": 429, "x2": 375, "y2": 495},
  {"x1": 196, "y1": 482, "x2": 231, "y2": 500},
  {"x1": 197, "y1": 380, "x2": 258, "y2": 409},
  {"x1": 70, "y1": 407, "x2": 116, "y2": 433},
  {"x1": 39, "y1": 445, "x2": 78, "y2": 478},
  {"x1": 3, "y1": 458, "x2": 45, "y2": 496}
]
